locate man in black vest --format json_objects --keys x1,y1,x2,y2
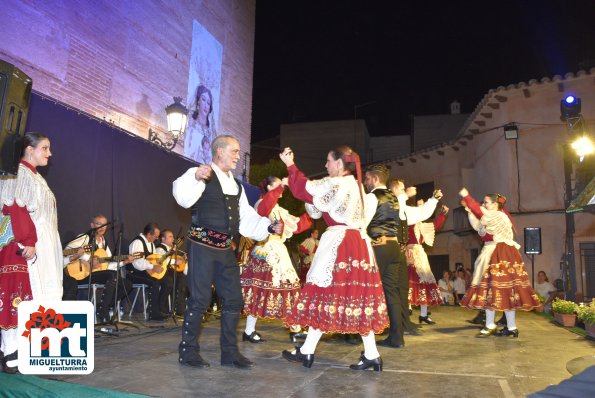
[
  {"x1": 155, "y1": 228, "x2": 188, "y2": 317},
  {"x1": 128, "y1": 223, "x2": 173, "y2": 321},
  {"x1": 62, "y1": 214, "x2": 133, "y2": 323},
  {"x1": 173, "y1": 135, "x2": 281, "y2": 369},
  {"x1": 364, "y1": 164, "x2": 410, "y2": 348}
]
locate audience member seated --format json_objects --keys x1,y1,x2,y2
[
  {"x1": 453, "y1": 269, "x2": 466, "y2": 305},
  {"x1": 438, "y1": 270, "x2": 454, "y2": 305},
  {"x1": 534, "y1": 271, "x2": 557, "y2": 314}
]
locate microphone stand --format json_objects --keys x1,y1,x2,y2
[
  {"x1": 72, "y1": 219, "x2": 113, "y2": 303},
  {"x1": 111, "y1": 222, "x2": 138, "y2": 329},
  {"x1": 168, "y1": 227, "x2": 185, "y2": 326}
]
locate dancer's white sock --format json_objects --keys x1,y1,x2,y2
[
  {"x1": 485, "y1": 309, "x2": 496, "y2": 329},
  {"x1": 297, "y1": 328, "x2": 323, "y2": 355},
  {"x1": 361, "y1": 331, "x2": 380, "y2": 360},
  {"x1": 420, "y1": 305, "x2": 428, "y2": 317},
  {"x1": 504, "y1": 310, "x2": 516, "y2": 330},
  {"x1": 244, "y1": 315, "x2": 258, "y2": 335}
]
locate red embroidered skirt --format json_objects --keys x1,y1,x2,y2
[
  {"x1": 285, "y1": 230, "x2": 389, "y2": 335},
  {"x1": 0, "y1": 242, "x2": 33, "y2": 329},
  {"x1": 240, "y1": 247, "x2": 300, "y2": 320},
  {"x1": 408, "y1": 264, "x2": 442, "y2": 306},
  {"x1": 460, "y1": 243, "x2": 541, "y2": 311}
]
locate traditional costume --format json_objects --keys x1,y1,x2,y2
[
  {"x1": 460, "y1": 194, "x2": 540, "y2": 337},
  {"x1": 0, "y1": 160, "x2": 62, "y2": 372},
  {"x1": 240, "y1": 185, "x2": 311, "y2": 341},
  {"x1": 407, "y1": 210, "x2": 447, "y2": 323}
]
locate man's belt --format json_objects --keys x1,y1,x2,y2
[
  {"x1": 188, "y1": 225, "x2": 233, "y2": 250},
  {"x1": 371, "y1": 236, "x2": 403, "y2": 247}
]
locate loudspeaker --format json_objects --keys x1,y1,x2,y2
[
  {"x1": 524, "y1": 227, "x2": 542, "y2": 254},
  {"x1": 0, "y1": 59, "x2": 32, "y2": 175}
]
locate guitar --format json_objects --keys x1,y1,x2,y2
[
  {"x1": 66, "y1": 249, "x2": 143, "y2": 281},
  {"x1": 146, "y1": 238, "x2": 186, "y2": 280},
  {"x1": 63, "y1": 244, "x2": 93, "y2": 257}
]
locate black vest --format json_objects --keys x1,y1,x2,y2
[
  {"x1": 367, "y1": 188, "x2": 408, "y2": 244},
  {"x1": 131, "y1": 235, "x2": 154, "y2": 257},
  {"x1": 190, "y1": 172, "x2": 242, "y2": 235}
]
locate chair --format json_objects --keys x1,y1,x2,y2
[
  {"x1": 77, "y1": 283, "x2": 105, "y2": 323},
  {"x1": 128, "y1": 283, "x2": 149, "y2": 320}
]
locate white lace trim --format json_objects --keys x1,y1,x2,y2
[
  {"x1": 407, "y1": 244, "x2": 436, "y2": 283},
  {"x1": 480, "y1": 210, "x2": 519, "y2": 249},
  {"x1": 306, "y1": 225, "x2": 346, "y2": 287},
  {"x1": 415, "y1": 222, "x2": 436, "y2": 247},
  {"x1": 305, "y1": 175, "x2": 365, "y2": 229}
]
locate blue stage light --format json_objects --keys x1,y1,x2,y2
[{"x1": 560, "y1": 95, "x2": 581, "y2": 121}]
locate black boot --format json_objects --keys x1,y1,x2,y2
[
  {"x1": 468, "y1": 311, "x2": 486, "y2": 325},
  {"x1": 2, "y1": 351, "x2": 19, "y2": 374},
  {"x1": 179, "y1": 309, "x2": 209, "y2": 367},
  {"x1": 282, "y1": 347, "x2": 314, "y2": 368}
]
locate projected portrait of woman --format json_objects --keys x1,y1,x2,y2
[{"x1": 184, "y1": 85, "x2": 217, "y2": 164}]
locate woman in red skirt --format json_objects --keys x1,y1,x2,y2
[
  {"x1": 240, "y1": 176, "x2": 311, "y2": 343},
  {"x1": 459, "y1": 188, "x2": 540, "y2": 337},
  {"x1": 279, "y1": 146, "x2": 389, "y2": 371},
  {"x1": 407, "y1": 202, "x2": 449, "y2": 324}
]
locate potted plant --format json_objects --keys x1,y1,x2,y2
[
  {"x1": 577, "y1": 299, "x2": 595, "y2": 338},
  {"x1": 552, "y1": 298, "x2": 577, "y2": 327}
]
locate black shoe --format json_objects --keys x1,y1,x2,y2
[
  {"x1": 377, "y1": 338, "x2": 403, "y2": 348},
  {"x1": 476, "y1": 327, "x2": 498, "y2": 338},
  {"x1": 467, "y1": 313, "x2": 486, "y2": 325},
  {"x1": 242, "y1": 331, "x2": 265, "y2": 343},
  {"x1": 497, "y1": 327, "x2": 519, "y2": 338},
  {"x1": 349, "y1": 353, "x2": 383, "y2": 371},
  {"x1": 2, "y1": 352, "x2": 19, "y2": 374},
  {"x1": 496, "y1": 314, "x2": 507, "y2": 326},
  {"x1": 289, "y1": 331, "x2": 307, "y2": 342},
  {"x1": 409, "y1": 308, "x2": 413, "y2": 315},
  {"x1": 419, "y1": 315, "x2": 436, "y2": 325},
  {"x1": 221, "y1": 354, "x2": 254, "y2": 369},
  {"x1": 179, "y1": 354, "x2": 210, "y2": 368},
  {"x1": 282, "y1": 347, "x2": 314, "y2": 368}
]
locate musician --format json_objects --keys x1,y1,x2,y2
[
  {"x1": 62, "y1": 214, "x2": 133, "y2": 323},
  {"x1": 155, "y1": 228, "x2": 188, "y2": 317},
  {"x1": 127, "y1": 223, "x2": 173, "y2": 321}
]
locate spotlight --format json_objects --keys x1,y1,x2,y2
[
  {"x1": 571, "y1": 136, "x2": 595, "y2": 160},
  {"x1": 504, "y1": 124, "x2": 518, "y2": 140},
  {"x1": 560, "y1": 94, "x2": 581, "y2": 121}
]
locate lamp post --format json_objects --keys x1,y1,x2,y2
[
  {"x1": 559, "y1": 94, "x2": 590, "y2": 301},
  {"x1": 149, "y1": 96, "x2": 189, "y2": 150}
]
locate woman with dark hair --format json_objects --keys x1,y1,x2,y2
[
  {"x1": 459, "y1": 188, "x2": 540, "y2": 338},
  {"x1": 240, "y1": 176, "x2": 312, "y2": 343},
  {"x1": 184, "y1": 85, "x2": 216, "y2": 164},
  {"x1": 0, "y1": 132, "x2": 62, "y2": 373},
  {"x1": 279, "y1": 146, "x2": 388, "y2": 371}
]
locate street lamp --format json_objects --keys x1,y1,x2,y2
[
  {"x1": 149, "y1": 97, "x2": 189, "y2": 150},
  {"x1": 559, "y1": 93, "x2": 595, "y2": 301}
]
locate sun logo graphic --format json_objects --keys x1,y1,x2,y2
[{"x1": 18, "y1": 301, "x2": 94, "y2": 374}]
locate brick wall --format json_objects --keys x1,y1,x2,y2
[{"x1": 0, "y1": 0, "x2": 255, "y2": 173}]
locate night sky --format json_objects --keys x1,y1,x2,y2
[{"x1": 251, "y1": 1, "x2": 595, "y2": 141}]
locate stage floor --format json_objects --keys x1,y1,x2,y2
[{"x1": 16, "y1": 305, "x2": 595, "y2": 397}]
